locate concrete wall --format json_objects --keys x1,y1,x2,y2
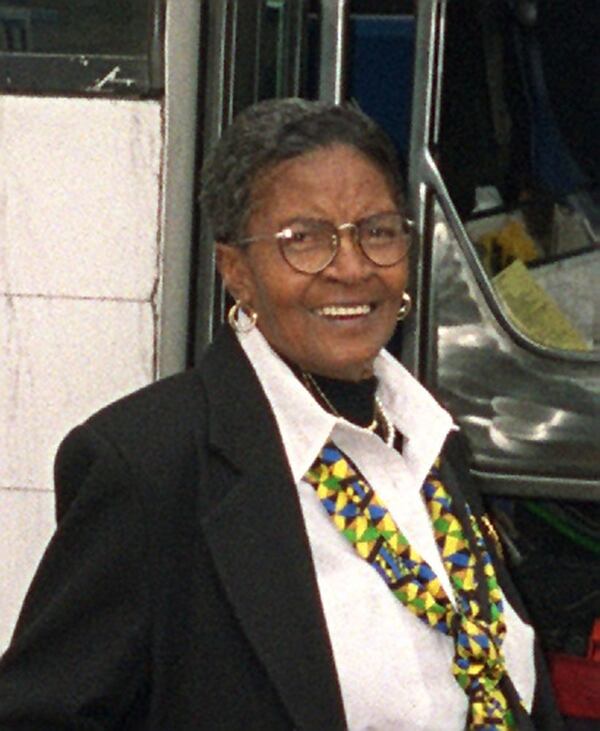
[
  {"x1": 0, "y1": 96, "x2": 163, "y2": 651},
  {"x1": 0, "y1": 0, "x2": 200, "y2": 657}
]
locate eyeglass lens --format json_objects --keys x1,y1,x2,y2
[{"x1": 278, "y1": 213, "x2": 411, "y2": 273}]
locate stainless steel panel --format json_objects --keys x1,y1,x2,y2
[
  {"x1": 428, "y1": 201, "x2": 600, "y2": 498},
  {"x1": 158, "y1": 0, "x2": 202, "y2": 377},
  {"x1": 318, "y1": 0, "x2": 349, "y2": 103}
]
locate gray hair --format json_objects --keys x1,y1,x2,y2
[{"x1": 200, "y1": 97, "x2": 406, "y2": 245}]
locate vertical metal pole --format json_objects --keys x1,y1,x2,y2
[
  {"x1": 404, "y1": 0, "x2": 443, "y2": 379},
  {"x1": 318, "y1": 0, "x2": 349, "y2": 103},
  {"x1": 157, "y1": 0, "x2": 202, "y2": 377},
  {"x1": 432, "y1": 0, "x2": 447, "y2": 146},
  {"x1": 408, "y1": 0, "x2": 440, "y2": 227}
]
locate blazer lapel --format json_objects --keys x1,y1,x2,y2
[{"x1": 198, "y1": 328, "x2": 346, "y2": 731}]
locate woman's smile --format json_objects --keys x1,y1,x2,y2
[{"x1": 313, "y1": 303, "x2": 373, "y2": 318}]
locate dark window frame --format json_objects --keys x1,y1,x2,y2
[{"x1": 0, "y1": 0, "x2": 165, "y2": 96}]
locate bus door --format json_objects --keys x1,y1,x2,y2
[{"x1": 406, "y1": 0, "x2": 600, "y2": 716}]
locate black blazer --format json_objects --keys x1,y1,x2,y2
[{"x1": 0, "y1": 327, "x2": 562, "y2": 730}]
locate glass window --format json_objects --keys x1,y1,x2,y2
[{"x1": 0, "y1": 0, "x2": 163, "y2": 94}]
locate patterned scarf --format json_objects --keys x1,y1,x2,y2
[{"x1": 303, "y1": 441, "x2": 523, "y2": 730}]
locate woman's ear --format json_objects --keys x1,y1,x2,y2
[{"x1": 215, "y1": 243, "x2": 252, "y2": 304}]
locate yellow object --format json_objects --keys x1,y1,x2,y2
[
  {"x1": 478, "y1": 219, "x2": 539, "y2": 273},
  {"x1": 493, "y1": 260, "x2": 590, "y2": 351}
]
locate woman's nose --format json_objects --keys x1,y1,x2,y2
[{"x1": 325, "y1": 226, "x2": 372, "y2": 281}]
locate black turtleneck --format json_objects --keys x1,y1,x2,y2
[{"x1": 308, "y1": 372, "x2": 378, "y2": 428}]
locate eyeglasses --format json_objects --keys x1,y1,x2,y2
[{"x1": 237, "y1": 212, "x2": 413, "y2": 274}]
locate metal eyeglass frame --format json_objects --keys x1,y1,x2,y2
[{"x1": 236, "y1": 213, "x2": 415, "y2": 274}]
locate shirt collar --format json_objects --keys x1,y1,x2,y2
[
  {"x1": 236, "y1": 323, "x2": 455, "y2": 488},
  {"x1": 373, "y1": 350, "x2": 455, "y2": 485}
]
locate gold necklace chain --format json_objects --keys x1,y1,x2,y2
[{"x1": 301, "y1": 372, "x2": 395, "y2": 447}]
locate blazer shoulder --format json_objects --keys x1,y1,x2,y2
[
  {"x1": 54, "y1": 368, "x2": 209, "y2": 514},
  {"x1": 87, "y1": 366, "x2": 207, "y2": 441}
]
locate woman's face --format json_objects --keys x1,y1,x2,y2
[{"x1": 217, "y1": 144, "x2": 409, "y2": 381}]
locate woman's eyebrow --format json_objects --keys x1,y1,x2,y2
[{"x1": 277, "y1": 215, "x2": 332, "y2": 227}]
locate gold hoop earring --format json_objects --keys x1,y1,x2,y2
[
  {"x1": 397, "y1": 292, "x2": 412, "y2": 321},
  {"x1": 228, "y1": 300, "x2": 258, "y2": 333}
]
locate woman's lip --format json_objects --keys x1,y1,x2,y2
[{"x1": 313, "y1": 304, "x2": 373, "y2": 317}]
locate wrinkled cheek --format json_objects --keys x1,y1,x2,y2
[{"x1": 258, "y1": 312, "x2": 309, "y2": 359}]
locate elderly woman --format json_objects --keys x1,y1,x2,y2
[{"x1": 0, "y1": 99, "x2": 561, "y2": 730}]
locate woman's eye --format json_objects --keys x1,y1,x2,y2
[
  {"x1": 281, "y1": 225, "x2": 321, "y2": 246},
  {"x1": 290, "y1": 230, "x2": 310, "y2": 242},
  {"x1": 368, "y1": 226, "x2": 394, "y2": 239}
]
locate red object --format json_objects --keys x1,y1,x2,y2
[
  {"x1": 548, "y1": 619, "x2": 600, "y2": 719},
  {"x1": 589, "y1": 618, "x2": 600, "y2": 663}
]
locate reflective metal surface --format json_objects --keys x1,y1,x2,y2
[
  {"x1": 157, "y1": 0, "x2": 202, "y2": 377},
  {"x1": 429, "y1": 207, "x2": 600, "y2": 498},
  {"x1": 318, "y1": 0, "x2": 349, "y2": 102}
]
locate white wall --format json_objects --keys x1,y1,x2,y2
[{"x1": 0, "y1": 96, "x2": 163, "y2": 651}]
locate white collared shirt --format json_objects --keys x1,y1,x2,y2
[{"x1": 237, "y1": 324, "x2": 535, "y2": 731}]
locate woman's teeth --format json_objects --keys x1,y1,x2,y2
[{"x1": 316, "y1": 304, "x2": 372, "y2": 317}]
